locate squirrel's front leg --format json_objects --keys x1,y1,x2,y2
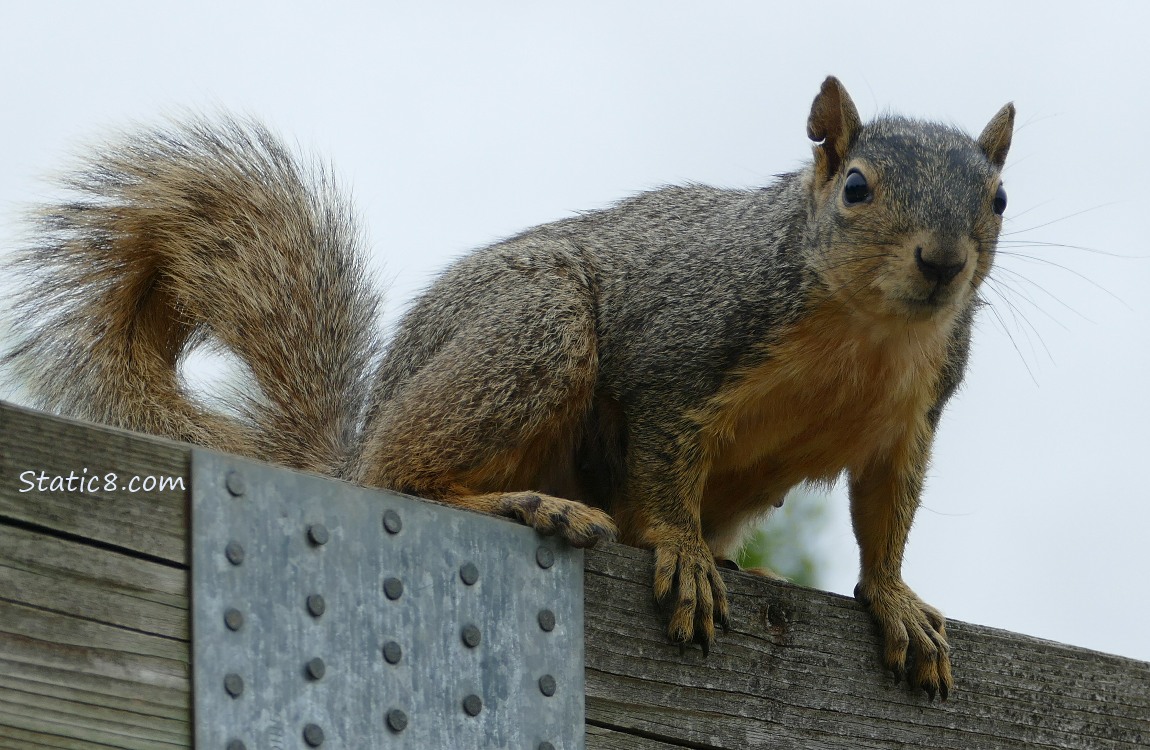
[
  {"x1": 849, "y1": 427, "x2": 953, "y2": 700},
  {"x1": 620, "y1": 431, "x2": 730, "y2": 654}
]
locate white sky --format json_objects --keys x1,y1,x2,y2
[{"x1": 2, "y1": 2, "x2": 1148, "y2": 663}]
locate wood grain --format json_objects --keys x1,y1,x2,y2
[
  {"x1": 583, "y1": 542, "x2": 1150, "y2": 749},
  {"x1": 1, "y1": 402, "x2": 191, "y2": 748},
  {"x1": 0, "y1": 402, "x2": 189, "y2": 565}
]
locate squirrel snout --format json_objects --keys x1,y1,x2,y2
[{"x1": 913, "y1": 245, "x2": 966, "y2": 286}]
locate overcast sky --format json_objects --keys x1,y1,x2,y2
[{"x1": 2, "y1": 2, "x2": 1148, "y2": 664}]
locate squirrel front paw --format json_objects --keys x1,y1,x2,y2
[
  {"x1": 653, "y1": 535, "x2": 731, "y2": 654},
  {"x1": 854, "y1": 579, "x2": 953, "y2": 700}
]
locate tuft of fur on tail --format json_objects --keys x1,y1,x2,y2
[{"x1": 3, "y1": 116, "x2": 381, "y2": 476}]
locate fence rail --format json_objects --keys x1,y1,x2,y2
[{"x1": 1, "y1": 401, "x2": 1147, "y2": 748}]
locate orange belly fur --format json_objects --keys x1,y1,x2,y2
[{"x1": 693, "y1": 301, "x2": 957, "y2": 555}]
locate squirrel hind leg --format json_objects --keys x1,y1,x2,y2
[
  {"x1": 355, "y1": 284, "x2": 614, "y2": 545},
  {"x1": 373, "y1": 423, "x2": 619, "y2": 546},
  {"x1": 447, "y1": 491, "x2": 617, "y2": 548}
]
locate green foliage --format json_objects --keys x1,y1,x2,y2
[{"x1": 735, "y1": 488, "x2": 830, "y2": 589}]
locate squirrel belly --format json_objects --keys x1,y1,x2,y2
[{"x1": 692, "y1": 297, "x2": 963, "y2": 559}]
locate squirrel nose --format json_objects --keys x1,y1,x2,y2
[{"x1": 914, "y1": 246, "x2": 966, "y2": 285}]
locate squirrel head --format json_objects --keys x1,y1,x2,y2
[{"x1": 804, "y1": 76, "x2": 1015, "y2": 326}]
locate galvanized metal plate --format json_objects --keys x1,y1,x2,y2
[{"x1": 191, "y1": 449, "x2": 583, "y2": 749}]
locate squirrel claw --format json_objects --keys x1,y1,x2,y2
[
  {"x1": 653, "y1": 536, "x2": 729, "y2": 658},
  {"x1": 586, "y1": 524, "x2": 618, "y2": 545},
  {"x1": 859, "y1": 579, "x2": 954, "y2": 701}
]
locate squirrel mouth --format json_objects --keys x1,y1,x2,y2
[{"x1": 898, "y1": 284, "x2": 959, "y2": 315}]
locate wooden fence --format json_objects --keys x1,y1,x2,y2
[{"x1": 1, "y1": 400, "x2": 1147, "y2": 748}]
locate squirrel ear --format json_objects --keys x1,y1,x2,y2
[
  {"x1": 978, "y1": 102, "x2": 1015, "y2": 169},
  {"x1": 807, "y1": 76, "x2": 862, "y2": 181}
]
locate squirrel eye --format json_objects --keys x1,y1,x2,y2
[
  {"x1": 842, "y1": 169, "x2": 870, "y2": 205},
  {"x1": 992, "y1": 184, "x2": 1007, "y2": 215}
]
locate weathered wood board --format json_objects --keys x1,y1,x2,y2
[{"x1": 2, "y1": 401, "x2": 1147, "y2": 748}]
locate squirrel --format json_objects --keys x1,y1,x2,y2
[{"x1": 3, "y1": 77, "x2": 1013, "y2": 701}]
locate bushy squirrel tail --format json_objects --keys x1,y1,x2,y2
[{"x1": 3, "y1": 116, "x2": 381, "y2": 476}]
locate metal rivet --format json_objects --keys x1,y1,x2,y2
[
  {"x1": 460, "y1": 562, "x2": 479, "y2": 586},
  {"x1": 539, "y1": 674, "x2": 557, "y2": 697},
  {"x1": 538, "y1": 743, "x2": 556, "y2": 750},
  {"x1": 386, "y1": 709, "x2": 408, "y2": 733},
  {"x1": 225, "y1": 470, "x2": 245, "y2": 497},
  {"x1": 383, "y1": 577, "x2": 403, "y2": 600},
  {"x1": 225, "y1": 541, "x2": 245, "y2": 566},
  {"x1": 307, "y1": 594, "x2": 326, "y2": 617},
  {"x1": 223, "y1": 673, "x2": 244, "y2": 698},
  {"x1": 462, "y1": 694, "x2": 482, "y2": 716},
  {"x1": 307, "y1": 523, "x2": 329, "y2": 546},
  {"x1": 303, "y1": 723, "x2": 324, "y2": 747},
  {"x1": 305, "y1": 657, "x2": 326, "y2": 681},
  {"x1": 382, "y1": 641, "x2": 402, "y2": 664},
  {"x1": 383, "y1": 510, "x2": 402, "y2": 534},
  {"x1": 226, "y1": 741, "x2": 246, "y2": 750},
  {"x1": 462, "y1": 624, "x2": 482, "y2": 648},
  {"x1": 536, "y1": 546, "x2": 555, "y2": 569},
  {"x1": 538, "y1": 609, "x2": 556, "y2": 632},
  {"x1": 224, "y1": 608, "x2": 244, "y2": 631}
]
